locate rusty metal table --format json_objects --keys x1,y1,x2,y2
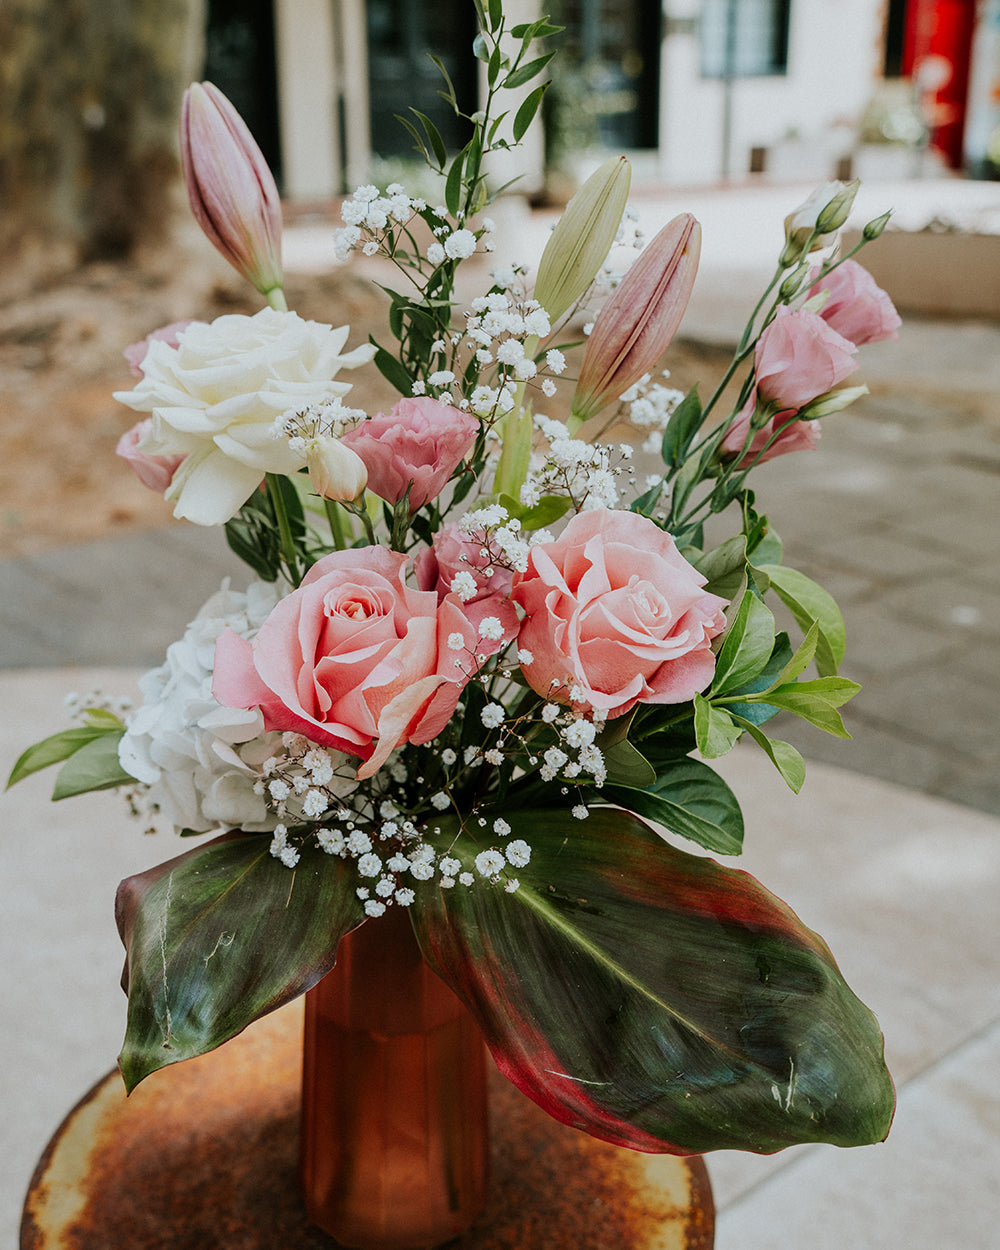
[{"x1": 21, "y1": 1000, "x2": 714, "y2": 1249}]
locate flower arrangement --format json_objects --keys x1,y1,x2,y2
[{"x1": 10, "y1": 4, "x2": 900, "y2": 1165}]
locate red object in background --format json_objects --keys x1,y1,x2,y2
[{"x1": 904, "y1": 0, "x2": 978, "y2": 167}]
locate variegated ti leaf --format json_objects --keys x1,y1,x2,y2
[
  {"x1": 115, "y1": 830, "x2": 364, "y2": 1091},
  {"x1": 413, "y1": 807, "x2": 894, "y2": 1155}
]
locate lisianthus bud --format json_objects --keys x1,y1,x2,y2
[
  {"x1": 798, "y1": 384, "x2": 869, "y2": 419},
  {"x1": 781, "y1": 180, "x2": 859, "y2": 265},
  {"x1": 181, "y1": 82, "x2": 284, "y2": 300},
  {"x1": 863, "y1": 209, "x2": 892, "y2": 242},
  {"x1": 305, "y1": 436, "x2": 368, "y2": 503},
  {"x1": 533, "y1": 155, "x2": 631, "y2": 323},
  {"x1": 570, "y1": 213, "x2": 700, "y2": 427}
]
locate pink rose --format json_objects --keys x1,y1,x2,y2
[
  {"x1": 122, "y1": 321, "x2": 197, "y2": 375},
  {"x1": 808, "y1": 260, "x2": 901, "y2": 346},
  {"x1": 341, "y1": 397, "x2": 478, "y2": 510},
  {"x1": 115, "y1": 419, "x2": 186, "y2": 492},
  {"x1": 213, "y1": 546, "x2": 499, "y2": 780},
  {"x1": 512, "y1": 510, "x2": 727, "y2": 719},
  {"x1": 755, "y1": 306, "x2": 858, "y2": 411},
  {"x1": 720, "y1": 396, "x2": 820, "y2": 468}
]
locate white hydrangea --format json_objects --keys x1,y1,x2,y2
[{"x1": 118, "y1": 580, "x2": 286, "y2": 833}]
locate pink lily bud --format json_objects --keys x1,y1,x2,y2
[
  {"x1": 180, "y1": 82, "x2": 284, "y2": 299},
  {"x1": 570, "y1": 213, "x2": 700, "y2": 427}
]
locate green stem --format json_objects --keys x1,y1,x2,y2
[
  {"x1": 324, "y1": 500, "x2": 349, "y2": 551},
  {"x1": 266, "y1": 473, "x2": 300, "y2": 584},
  {"x1": 265, "y1": 287, "x2": 288, "y2": 312}
]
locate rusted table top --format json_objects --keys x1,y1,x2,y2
[{"x1": 22, "y1": 1000, "x2": 714, "y2": 1250}]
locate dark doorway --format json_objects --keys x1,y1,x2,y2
[
  {"x1": 366, "y1": 0, "x2": 478, "y2": 159},
  {"x1": 203, "y1": 0, "x2": 282, "y2": 187},
  {"x1": 549, "y1": 0, "x2": 660, "y2": 149}
]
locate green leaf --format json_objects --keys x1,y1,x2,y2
[
  {"x1": 410, "y1": 110, "x2": 448, "y2": 168},
  {"x1": 693, "y1": 694, "x2": 742, "y2": 758},
  {"x1": 513, "y1": 81, "x2": 549, "y2": 142},
  {"x1": 116, "y1": 832, "x2": 365, "y2": 1091},
  {"x1": 52, "y1": 732, "x2": 132, "y2": 799},
  {"x1": 371, "y1": 342, "x2": 413, "y2": 396},
  {"x1": 712, "y1": 590, "x2": 776, "y2": 696},
  {"x1": 503, "y1": 52, "x2": 555, "y2": 90},
  {"x1": 601, "y1": 739, "x2": 656, "y2": 788},
  {"x1": 487, "y1": 0, "x2": 503, "y2": 31},
  {"x1": 604, "y1": 757, "x2": 744, "y2": 855},
  {"x1": 413, "y1": 808, "x2": 894, "y2": 1154},
  {"x1": 774, "y1": 620, "x2": 820, "y2": 686},
  {"x1": 662, "y1": 387, "x2": 703, "y2": 466},
  {"x1": 488, "y1": 42, "x2": 503, "y2": 87},
  {"x1": 445, "y1": 147, "x2": 466, "y2": 217},
  {"x1": 496, "y1": 491, "x2": 571, "y2": 530},
  {"x1": 428, "y1": 54, "x2": 459, "y2": 109},
  {"x1": 694, "y1": 535, "x2": 747, "y2": 600},
  {"x1": 758, "y1": 563, "x2": 845, "y2": 676},
  {"x1": 511, "y1": 21, "x2": 564, "y2": 40},
  {"x1": 472, "y1": 32, "x2": 490, "y2": 62},
  {"x1": 730, "y1": 716, "x2": 807, "y2": 793},
  {"x1": 7, "y1": 727, "x2": 105, "y2": 788},
  {"x1": 752, "y1": 678, "x2": 860, "y2": 739},
  {"x1": 83, "y1": 707, "x2": 125, "y2": 730}
]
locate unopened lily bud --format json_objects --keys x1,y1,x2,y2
[
  {"x1": 863, "y1": 209, "x2": 892, "y2": 241},
  {"x1": 570, "y1": 213, "x2": 700, "y2": 427},
  {"x1": 181, "y1": 82, "x2": 284, "y2": 300},
  {"x1": 534, "y1": 155, "x2": 631, "y2": 323},
  {"x1": 781, "y1": 180, "x2": 858, "y2": 265},
  {"x1": 798, "y1": 384, "x2": 869, "y2": 419},
  {"x1": 306, "y1": 436, "x2": 368, "y2": 503}
]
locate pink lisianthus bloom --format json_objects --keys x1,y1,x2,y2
[
  {"x1": 341, "y1": 397, "x2": 479, "y2": 511},
  {"x1": 213, "y1": 546, "x2": 511, "y2": 780},
  {"x1": 754, "y1": 305, "x2": 859, "y2": 412},
  {"x1": 115, "y1": 419, "x2": 186, "y2": 493},
  {"x1": 512, "y1": 510, "x2": 727, "y2": 719},
  {"x1": 720, "y1": 396, "x2": 820, "y2": 468},
  {"x1": 808, "y1": 260, "x2": 901, "y2": 346}
]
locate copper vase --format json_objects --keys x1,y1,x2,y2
[{"x1": 300, "y1": 906, "x2": 489, "y2": 1249}]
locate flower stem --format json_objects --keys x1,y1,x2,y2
[
  {"x1": 266, "y1": 286, "x2": 288, "y2": 312},
  {"x1": 325, "y1": 500, "x2": 349, "y2": 550},
  {"x1": 267, "y1": 473, "x2": 301, "y2": 584}
]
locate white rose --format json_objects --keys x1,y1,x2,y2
[{"x1": 114, "y1": 308, "x2": 374, "y2": 525}]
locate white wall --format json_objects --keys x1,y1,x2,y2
[{"x1": 658, "y1": 0, "x2": 887, "y2": 186}]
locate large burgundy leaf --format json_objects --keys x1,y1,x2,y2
[
  {"x1": 115, "y1": 831, "x2": 364, "y2": 1091},
  {"x1": 412, "y1": 807, "x2": 894, "y2": 1155}
]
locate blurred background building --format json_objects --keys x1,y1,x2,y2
[{"x1": 204, "y1": 0, "x2": 1000, "y2": 203}]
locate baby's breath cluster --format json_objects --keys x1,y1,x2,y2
[
  {"x1": 269, "y1": 397, "x2": 367, "y2": 452},
  {"x1": 620, "y1": 372, "x2": 686, "y2": 454},
  {"x1": 520, "y1": 415, "x2": 636, "y2": 511}
]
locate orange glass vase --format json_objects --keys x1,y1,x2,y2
[{"x1": 300, "y1": 906, "x2": 490, "y2": 1249}]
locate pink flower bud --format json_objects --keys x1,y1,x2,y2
[
  {"x1": 571, "y1": 213, "x2": 700, "y2": 425},
  {"x1": 180, "y1": 82, "x2": 284, "y2": 298},
  {"x1": 754, "y1": 306, "x2": 858, "y2": 412},
  {"x1": 720, "y1": 396, "x2": 820, "y2": 468},
  {"x1": 116, "y1": 419, "x2": 186, "y2": 493},
  {"x1": 341, "y1": 398, "x2": 478, "y2": 511},
  {"x1": 808, "y1": 260, "x2": 901, "y2": 346}
]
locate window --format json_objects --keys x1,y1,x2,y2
[{"x1": 701, "y1": 0, "x2": 792, "y2": 78}]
